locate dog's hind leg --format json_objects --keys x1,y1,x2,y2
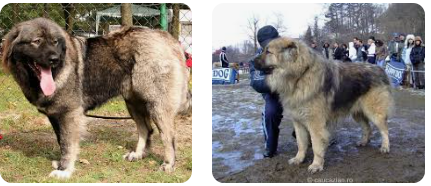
[
  {"x1": 361, "y1": 89, "x2": 391, "y2": 153},
  {"x1": 352, "y1": 112, "x2": 371, "y2": 146},
  {"x1": 364, "y1": 110, "x2": 390, "y2": 153},
  {"x1": 373, "y1": 117, "x2": 390, "y2": 153},
  {"x1": 288, "y1": 120, "x2": 309, "y2": 165},
  {"x1": 123, "y1": 101, "x2": 153, "y2": 161},
  {"x1": 149, "y1": 106, "x2": 176, "y2": 173}
]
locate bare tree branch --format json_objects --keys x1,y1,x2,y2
[
  {"x1": 271, "y1": 12, "x2": 287, "y2": 34},
  {"x1": 245, "y1": 14, "x2": 260, "y2": 53}
]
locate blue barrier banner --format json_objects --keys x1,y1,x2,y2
[
  {"x1": 212, "y1": 68, "x2": 237, "y2": 84},
  {"x1": 385, "y1": 59, "x2": 406, "y2": 87}
]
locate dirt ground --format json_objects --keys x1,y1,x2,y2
[{"x1": 212, "y1": 78, "x2": 424, "y2": 183}]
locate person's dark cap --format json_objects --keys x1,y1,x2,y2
[
  {"x1": 222, "y1": 46, "x2": 226, "y2": 51},
  {"x1": 257, "y1": 25, "x2": 279, "y2": 48}
]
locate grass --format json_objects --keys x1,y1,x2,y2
[{"x1": 0, "y1": 70, "x2": 192, "y2": 183}]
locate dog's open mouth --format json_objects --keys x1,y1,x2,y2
[{"x1": 28, "y1": 62, "x2": 56, "y2": 96}]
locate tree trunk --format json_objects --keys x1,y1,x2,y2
[
  {"x1": 12, "y1": 4, "x2": 18, "y2": 24},
  {"x1": 170, "y1": 3, "x2": 180, "y2": 40},
  {"x1": 253, "y1": 23, "x2": 257, "y2": 53},
  {"x1": 43, "y1": 3, "x2": 48, "y2": 18},
  {"x1": 62, "y1": 3, "x2": 75, "y2": 33},
  {"x1": 121, "y1": 3, "x2": 133, "y2": 27}
]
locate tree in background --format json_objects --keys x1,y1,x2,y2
[
  {"x1": 244, "y1": 12, "x2": 289, "y2": 53},
  {"x1": 245, "y1": 14, "x2": 260, "y2": 53},
  {"x1": 303, "y1": 26, "x2": 313, "y2": 46},
  {"x1": 61, "y1": 3, "x2": 75, "y2": 33},
  {"x1": 377, "y1": 3, "x2": 425, "y2": 42},
  {"x1": 322, "y1": 3, "x2": 385, "y2": 44},
  {"x1": 271, "y1": 12, "x2": 287, "y2": 35},
  {"x1": 212, "y1": 41, "x2": 255, "y2": 65},
  {"x1": 312, "y1": 16, "x2": 321, "y2": 49}
]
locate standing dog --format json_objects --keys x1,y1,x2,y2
[
  {"x1": 2, "y1": 18, "x2": 191, "y2": 179},
  {"x1": 254, "y1": 37, "x2": 393, "y2": 173}
]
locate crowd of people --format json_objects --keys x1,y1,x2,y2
[{"x1": 310, "y1": 33, "x2": 425, "y2": 89}]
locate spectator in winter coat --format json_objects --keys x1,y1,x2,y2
[
  {"x1": 375, "y1": 39, "x2": 388, "y2": 67},
  {"x1": 410, "y1": 36, "x2": 425, "y2": 89},
  {"x1": 348, "y1": 42, "x2": 357, "y2": 62},
  {"x1": 367, "y1": 38, "x2": 376, "y2": 64},
  {"x1": 220, "y1": 46, "x2": 229, "y2": 68},
  {"x1": 353, "y1": 37, "x2": 360, "y2": 49},
  {"x1": 395, "y1": 34, "x2": 406, "y2": 62},
  {"x1": 356, "y1": 40, "x2": 366, "y2": 62},
  {"x1": 341, "y1": 43, "x2": 350, "y2": 62},
  {"x1": 311, "y1": 42, "x2": 320, "y2": 53},
  {"x1": 322, "y1": 43, "x2": 331, "y2": 59},
  {"x1": 388, "y1": 33, "x2": 401, "y2": 62},
  {"x1": 333, "y1": 42, "x2": 345, "y2": 60},
  {"x1": 249, "y1": 25, "x2": 283, "y2": 158},
  {"x1": 401, "y1": 34, "x2": 415, "y2": 88}
]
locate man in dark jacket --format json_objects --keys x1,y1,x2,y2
[
  {"x1": 249, "y1": 25, "x2": 283, "y2": 158},
  {"x1": 220, "y1": 46, "x2": 229, "y2": 68},
  {"x1": 333, "y1": 42, "x2": 345, "y2": 60},
  {"x1": 410, "y1": 36, "x2": 425, "y2": 89},
  {"x1": 356, "y1": 39, "x2": 366, "y2": 62}
]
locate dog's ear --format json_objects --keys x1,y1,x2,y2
[
  {"x1": 2, "y1": 26, "x2": 22, "y2": 72},
  {"x1": 279, "y1": 38, "x2": 300, "y2": 62},
  {"x1": 281, "y1": 38, "x2": 298, "y2": 51}
]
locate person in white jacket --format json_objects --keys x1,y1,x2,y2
[
  {"x1": 367, "y1": 39, "x2": 376, "y2": 64},
  {"x1": 348, "y1": 42, "x2": 357, "y2": 62},
  {"x1": 401, "y1": 34, "x2": 415, "y2": 88}
]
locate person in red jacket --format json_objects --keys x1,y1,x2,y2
[{"x1": 185, "y1": 52, "x2": 192, "y2": 68}]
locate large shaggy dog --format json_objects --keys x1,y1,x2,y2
[
  {"x1": 254, "y1": 37, "x2": 393, "y2": 173},
  {"x1": 2, "y1": 18, "x2": 191, "y2": 179}
]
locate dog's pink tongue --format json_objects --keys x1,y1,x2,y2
[{"x1": 40, "y1": 67, "x2": 56, "y2": 96}]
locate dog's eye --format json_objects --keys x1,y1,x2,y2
[
  {"x1": 31, "y1": 38, "x2": 41, "y2": 45},
  {"x1": 53, "y1": 39, "x2": 58, "y2": 45},
  {"x1": 266, "y1": 50, "x2": 272, "y2": 55}
]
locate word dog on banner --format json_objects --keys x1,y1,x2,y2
[{"x1": 212, "y1": 68, "x2": 237, "y2": 84}]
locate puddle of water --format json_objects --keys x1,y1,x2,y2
[{"x1": 213, "y1": 150, "x2": 255, "y2": 174}]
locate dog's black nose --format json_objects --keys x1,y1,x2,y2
[{"x1": 49, "y1": 55, "x2": 59, "y2": 65}]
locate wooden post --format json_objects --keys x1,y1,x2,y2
[
  {"x1": 171, "y1": 4, "x2": 180, "y2": 39},
  {"x1": 121, "y1": 3, "x2": 133, "y2": 27},
  {"x1": 62, "y1": 3, "x2": 75, "y2": 33}
]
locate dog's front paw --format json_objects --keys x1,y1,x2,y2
[
  {"x1": 49, "y1": 170, "x2": 73, "y2": 179},
  {"x1": 380, "y1": 146, "x2": 390, "y2": 153},
  {"x1": 288, "y1": 157, "x2": 303, "y2": 165},
  {"x1": 123, "y1": 151, "x2": 145, "y2": 162},
  {"x1": 52, "y1": 160, "x2": 59, "y2": 169},
  {"x1": 159, "y1": 163, "x2": 175, "y2": 173},
  {"x1": 308, "y1": 163, "x2": 324, "y2": 174}
]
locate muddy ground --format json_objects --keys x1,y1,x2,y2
[{"x1": 212, "y1": 78, "x2": 424, "y2": 183}]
